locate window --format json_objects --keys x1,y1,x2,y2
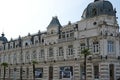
[
  {"x1": 59, "y1": 66, "x2": 73, "y2": 79},
  {"x1": 25, "y1": 42, "x2": 28, "y2": 46},
  {"x1": 26, "y1": 67, "x2": 29, "y2": 78},
  {"x1": 80, "y1": 43, "x2": 85, "y2": 50},
  {"x1": 58, "y1": 47, "x2": 64, "y2": 56},
  {"x1": 49, "y1": 48, "x2": 54, "y2": 57},
  {"x1": 70, "y1": 30, "x2": 74, "y2": 37},
  {"x1": 25, "y1": 51, "x2": 30, "y2": 63},
  {"x1": 109, "y1": 64, "x2": 114, "y2": 80},
  {"x1": 107, "y1": 41, "x2": 114, "y2": 53},
  {"x1": 62, "y1": 32, "x2": 65, "y2": 38},
  {"x1": 66, "y1": 31, "x2": 69, "y2": 38},
  {"x1": 92, "y1": 8, "x2": 97, "y2": 16},
  {"x1": 32, "y1": 50, "x2": 37, "y2": 60},
  {"x1": 68, "y1": 45, "x2": 73, "y2": 55},
  {"x1": 39, "y1": 49, "x2": 44, "y2": 58},
  {"x1": 51, "y1": 30, "x2": 54, "y2": 34},
  {"x1": 80, "y1": 66, "x2": 85, "y2": 80},
  {"x1": 66, "y1": 31, "x2": 74, "y2": 38},
  {"x1": 35, "y1": 68, "x2": 43, "y2": 78},
  {"x1": 94, "y1": 65, "x2": 99, "y2": 79},
  {"x1": 93, "y1": 42, "x2": 99, "y2": 53},
  {"x1": 13, "y1": 53, "x2": 17, "y2": 64},
  {"x1": 35, "y1": 40, "x2": 39, "y2": 44}
]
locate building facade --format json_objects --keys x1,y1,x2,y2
[{"x1": 0, "y1": 0, "x2": 120, "y2": 80}]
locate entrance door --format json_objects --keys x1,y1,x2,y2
[
  {"x1": 49, "y1": 66, "x2": 53, "y2": 80},
  {"x1": 109, "y1": 64, "x2": 114, "y2": 80}
]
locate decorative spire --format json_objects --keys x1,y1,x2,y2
[{"x1": 1, "y1": 32, "x2": 5, "y2": 37}]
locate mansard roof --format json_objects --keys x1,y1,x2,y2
[{"x1": 47, "y1": 16, "x2": 61, "y2": 28}]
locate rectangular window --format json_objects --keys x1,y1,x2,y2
[
  {"x1": 62, "y1": 32, "x2": 65, "y2": 38},
  {"x1": 70, "y1": 30, "x2": 74, "y2": 37},
  {"x1": 59, "y1": 66, "x2": 73, "y2": 79},
  {"x1": 49, "y1": 48, "x2": 53, "y2": 57},
  {"x1": 26, "y1": 67, "x2": 29, "y2": 78},
  {"x1": 25, "y1": 52, "x2": 30, "y2": 63},
  {"x1": 94, "y1": 65, "x2": 99, "y2": 79},
  {"x1": 58, "y1": 47, "x2": 64, "y2": 56},
  {"x1": 68, "y1": 45, "x2": 73, "y2": 55},
  {"x1": 93, "y1": 42, "x2": 99, "y2": 53},
  {"x1": 80, "y1": 43, "x2": 85, "y2": 50},
  {"x1": 39, "y1": 49, "x2": 44, "y2": 58},
  {"x1": 80, "y1": 66, "x2": 85, "y2": 80},
  {"x1": 107, "y1": 41, "x2": 114, "y2": 53},
  {"x1": 32, "y1": 51, "x2": 37, "y2": 60},
  {"x1": 35, "y1": 68, "x2": 43, "y2": 78},
  {"x1": 109, "y1": 64, "x2": 114, "y2": 80}
]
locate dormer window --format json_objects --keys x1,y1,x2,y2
[
  {"x1": 92, "y1": 8, "x2": 97, "y2": 16},
  {"x1": 51, "y1": 30, "x2": 54, "y2": 34}
]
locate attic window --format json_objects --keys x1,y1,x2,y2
[
  {"x1": 92, "y1": 8, "x2": 97, "y2": 16},
  {"x1": 51, "y1": 30, "x2": 54, "y2": 34}
]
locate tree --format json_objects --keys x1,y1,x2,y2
[
  {"x1": 32, "y1": 60, "x2": 38, "y2": 80},
  {"x1": 81, "y1": 48, "x2": 91, "y2": 80},
  {"x1": 1, "y1": 62, "x2": 8, "y2": 80}
]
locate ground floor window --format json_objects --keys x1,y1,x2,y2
[
  {"x1": 94, "y1": 65, "x2": 99, "y2": 79},
  {"x1": 59, "y1": 66, "x2": 73, "y2": 79},
  {"x1": 80, "y1": 66, "x2": 85, "y2": 80},
  {"x1": 35, "y1": 68, "x2": 43, "y2": 78}
]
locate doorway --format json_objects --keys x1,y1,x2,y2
[
  {"x1": 109, "y1": 64, "x2": 114, "y2": 80},
  {"x1": 49, "y1": 66, "x2": 53, "y2": 80}
]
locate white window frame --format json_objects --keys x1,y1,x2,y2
[
  {"x1": 58, "y1": 47, "x2": 64, "y2": 56},
  {"x1": 93, "y1": 42, "x2": 99, "y2": 53},
  {"x1": 107, "y1": 41, "x2": 114, "y2": 53}
]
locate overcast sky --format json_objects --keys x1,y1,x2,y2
[{"x1": 0, "y1": 0, "x2": 119, "y2": 40}]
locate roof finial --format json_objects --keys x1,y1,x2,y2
[{"x1": 1, "y1": 32, "x2": 5, "y2": 37}]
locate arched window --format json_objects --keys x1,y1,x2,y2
[{"x1": 92, "y1": 8, "x2": 97, "y2": 16}]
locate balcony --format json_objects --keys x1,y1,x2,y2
[{"x1": 58, "y1": 37, "x2": 75, "y2": 43}]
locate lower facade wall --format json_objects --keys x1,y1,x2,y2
[{"x1": 0, "y1": 60, "x2": 120, "y2": 80}]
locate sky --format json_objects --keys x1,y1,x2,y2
[{"x1": 0, "y1": 0, "x2": 119, "y2": 40}]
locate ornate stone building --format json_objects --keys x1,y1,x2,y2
[{"x1": 0, "y1": 0, "x2": 120, "y2": 80}]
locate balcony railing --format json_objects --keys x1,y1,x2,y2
[{"x1": 58, "y1": 37, "x2": 75, "y2": 43}]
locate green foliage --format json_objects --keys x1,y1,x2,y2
[
  {"x1": 1, "y1": 62, "x2": 8, "y2": 67},
  {"x1": 32, "y1": 60, "x2": 38, "y2": 64},
  {"x1": 81, "y1": 48, "x2": 91, "y2": 56}
]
